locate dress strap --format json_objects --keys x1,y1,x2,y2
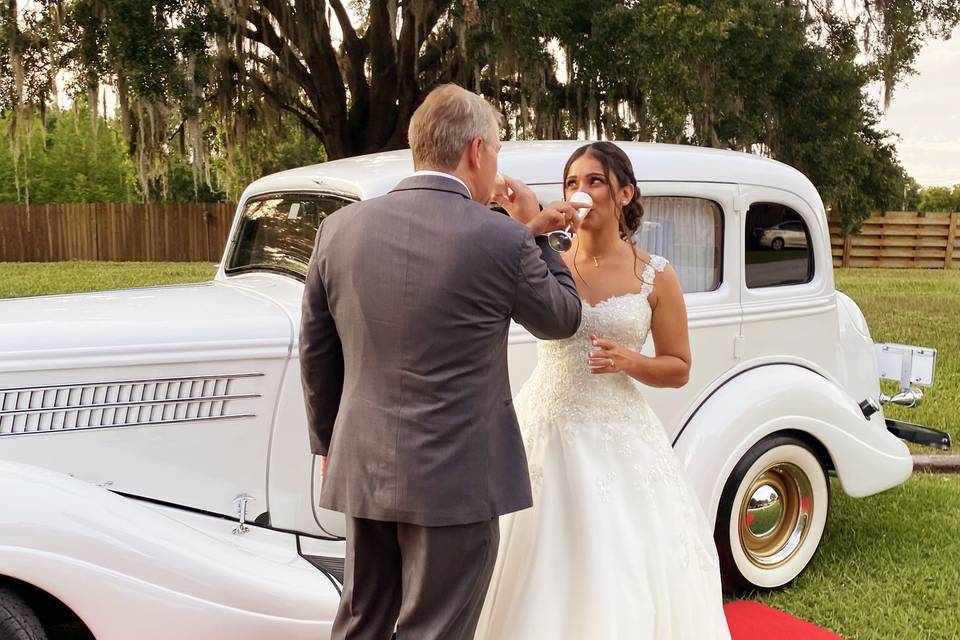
[{"x1": 640, "y1": 255, "x2": 668, "y2": 298}]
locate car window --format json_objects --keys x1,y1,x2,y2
[
  {"x1": 745, "y1": 203, "x2": 814, "y2": 288},
  {"x1": 227, "y1": 192, "x2": 356, "y2": 279},
  {"x1": 635, "y1": 196, "x2": 723, "y2": 293}
]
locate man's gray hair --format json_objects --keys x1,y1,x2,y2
[{"x1": 408, "y1": 84, "x2": 502, "y2": 171}]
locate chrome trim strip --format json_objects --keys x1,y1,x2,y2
[
  {"x1": 0, "y1": 372, "x2": 265, "y2": 394},
  {"x1": 0, "y1": 393, "x2": 261, "y2": 416},
  {"x1": 0, "y1": 412, "x2": 256, "y2": 436}
]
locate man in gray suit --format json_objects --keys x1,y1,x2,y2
[{"x1": 300, "y1": 84, "x2": 582, "y2": 640}]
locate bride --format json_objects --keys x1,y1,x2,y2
[{"x1": 476, "y1": 142, "x2": 731, "y2": 639}]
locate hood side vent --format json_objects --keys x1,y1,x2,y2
[{"x1": 0, "y1": 373, "x2": 262, "y2": 436}]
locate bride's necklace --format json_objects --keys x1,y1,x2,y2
[
  {"x1": 580, "y1": 237, "x2": 626, "y2": 268},
  {"x1": 580, "y1": 247, "x2": 606, "y2": 268},
  {"x1": 587, "y1": 253, "x2": 603, "y2": 268},
  {"x1": 582, "y1": 247, "x2": 615, "y2": 268}
]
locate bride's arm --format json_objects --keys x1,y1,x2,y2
[{"x1": 588, "y1": 265, "x2": 691, "y2": 388}]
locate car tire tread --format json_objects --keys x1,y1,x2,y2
[{"x1": 0, "y1": 587, "x2": 47, "y2": 640}]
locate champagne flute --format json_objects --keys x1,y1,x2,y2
[{"x1": 547, "y1": 191, "x2": 593, "y2": 252}]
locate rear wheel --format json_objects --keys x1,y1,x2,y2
[
  {"x1": 771, "y1": 237, "x2": 785, "y2": 250},
  {"x1": 0, "y1": 587, "x2": 46, "y2": 640},
  {"x1": 715, "y1": 435, "x2": 829, "y2": 592}
]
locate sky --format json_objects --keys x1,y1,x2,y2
[{"x1": 872, "y1": 26, "x2": 960, "y2": 187}]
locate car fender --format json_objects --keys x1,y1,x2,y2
[
  {"x1": 0, "y1": 461, "x2": 337, "y2": 640},
  {"x1": 673, "y1": 364, "x2": 912, "y2": 526}
]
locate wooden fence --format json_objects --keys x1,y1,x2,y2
[
  {"x1": 829, "y1": 211, "x2": 959, "y2": 269},
  {"x1": 0, "y1": 203, "x2": 236, "y2": 262},
  {"x1": 2, "y1": 204, "x2": 959, "y2": 268}
]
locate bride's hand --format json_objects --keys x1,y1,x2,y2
[{"x1": 588, "y1": 335, "x2": 633, "y2": 374}]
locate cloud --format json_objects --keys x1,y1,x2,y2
[{"x1": 874, "y1": 26, "x2": 960, "y2": 186}]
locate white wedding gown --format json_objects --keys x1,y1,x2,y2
[{"x1": 476, "y1": 255, "x2": 731, "y2": 640}]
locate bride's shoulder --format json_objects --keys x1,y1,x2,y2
[{"x1": 631, "y1": 247, "x2": 668, "y2": 274}]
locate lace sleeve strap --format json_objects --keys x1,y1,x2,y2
[{"x1": 640, "y1": 255, "x2": 669, "y2": 298}]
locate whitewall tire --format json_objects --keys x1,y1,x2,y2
[{"x1": 715, "y1": 435, "x2": 830, "y2": 591}]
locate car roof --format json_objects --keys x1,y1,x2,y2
[{"x1": 240, "y1": 140, "x2": 823, "y2": 211}]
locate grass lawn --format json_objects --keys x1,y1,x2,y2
[
  {"x1": 1, "y1": 262, "x2": 959, "y2": 638},
  {"x1": 752, "y1": 473, "x2": 960, "y2": 639},
  {"x1": 0, "y1": 261, "x2": 217, "y2": 299}
]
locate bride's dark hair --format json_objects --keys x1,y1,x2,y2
[{"x1": 562, "y1": 141, "x2": 644, "y2": 242}]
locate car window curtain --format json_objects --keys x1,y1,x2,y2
[{"x1": 636, "y1": 196, "x2": 721, "y2": 293}]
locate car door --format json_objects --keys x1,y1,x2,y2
[
  {"x1": 738, "y1": 187, "x2": 838, "y2": 369},
  {"x1": 634, "y1": 182, "x2": 742, "y2": 440}
]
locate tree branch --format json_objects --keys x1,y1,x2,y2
[
  {"x1": 248, "y1": 53, "x2": 322, "y2": 121},
  {"x1": 248, "y1": 71, "x2": 325, "y2": 142},
  {"x1": 326, "y1": 0, "x2": 369, "y2": 114},
  {"x1": 242, "y1": 22, "x2": 313, "y2": 91}
]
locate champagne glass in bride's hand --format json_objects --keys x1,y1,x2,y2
[{"x1": 547, "y1": 191, "x2": 593, "y2": 252}]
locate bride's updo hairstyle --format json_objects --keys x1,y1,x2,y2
[{"x1": 562, "y1": 141, "x2": 644, "y2": 242}]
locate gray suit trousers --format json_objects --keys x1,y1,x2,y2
[{"x1": 332, "y1": 517, "x2": 500, "y2": 640}]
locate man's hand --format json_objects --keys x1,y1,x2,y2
[
  {"x1": 320, "y1": 455, "x2": 328, "y2": 481},
  {"x1": 491, "y1": 174, "x2": 540, "y2": 224},
  {"x1": 526, "y1": 201, "x2": 590, "y2": 237},
  {"x1": 490, "y1": 174, "x2": 590, "y2": 236}
]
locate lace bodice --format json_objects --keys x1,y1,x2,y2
[{"x1": 518, "y1": 254, "x2": 668, "y2": 427}]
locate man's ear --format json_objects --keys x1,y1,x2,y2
[{"x1": 468, "y1": 137, "x2": 483, "y2": 169}]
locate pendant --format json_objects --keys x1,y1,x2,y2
[{"x1": 593, "y1": 256, "x2": 600, "y2": 268}]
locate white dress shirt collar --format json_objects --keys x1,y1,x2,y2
[{"x1": 411, "y1": 170, "x2": 472, "y2": 199}]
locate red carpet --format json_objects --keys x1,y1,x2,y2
[{"x1": 724, "y1": 601, "x2": 844, "y2": 639}]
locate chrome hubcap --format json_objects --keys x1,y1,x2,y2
[{"x1": 738, "y1": 463, "x2": 813, "y2": 568}]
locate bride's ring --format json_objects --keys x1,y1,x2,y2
[{"x1": 607, "y1": 358, "x2": 614, "y2": 368}]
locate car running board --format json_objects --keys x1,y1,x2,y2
[
  {"x1": 886, "y1": 418, "x2": 952, "y2": 450},
  {"x1": 302, "y1": 554, "x2": 345, "y2": 593}
]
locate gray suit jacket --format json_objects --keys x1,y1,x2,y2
[{"x1": 300, "y1": 174, "x2": 581, "y2": 526}]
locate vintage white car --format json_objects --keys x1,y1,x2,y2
[{"x1": 0, "y1": 141, "x2": 946, "y2": 640}]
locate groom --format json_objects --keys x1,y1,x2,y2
[{"x1": 300, "y1": 84, "x2": 581, "y2": 639}]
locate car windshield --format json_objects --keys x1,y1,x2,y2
[{"x1": 226, "y1": 192, "x2": 356, "y2": 279}]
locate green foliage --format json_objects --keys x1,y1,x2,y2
[
  {"x1": 211, "y1": 117, "x2": 327, "y2": 202},
  {"x1": 918, "y1": 185, "x2": 960, "y2": 212},
  {"x1": 3, "y1": 0, "x2": 958, "y2": 214},
  {"x1": 474, "y1": 0, "x2": 920, "y2": 230},
  {"x1": 902, "y1": 176, "x2": 923, "y2": 210},
  {"x1": 149, "y1": 154, "x2": 227, "y2": 203},
  {"x1": 0, "y1": 105, "x2": 139, "y2": 203},
  {"x1": 0, "y1": 103, "x2": 325, "y2": 204}
]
